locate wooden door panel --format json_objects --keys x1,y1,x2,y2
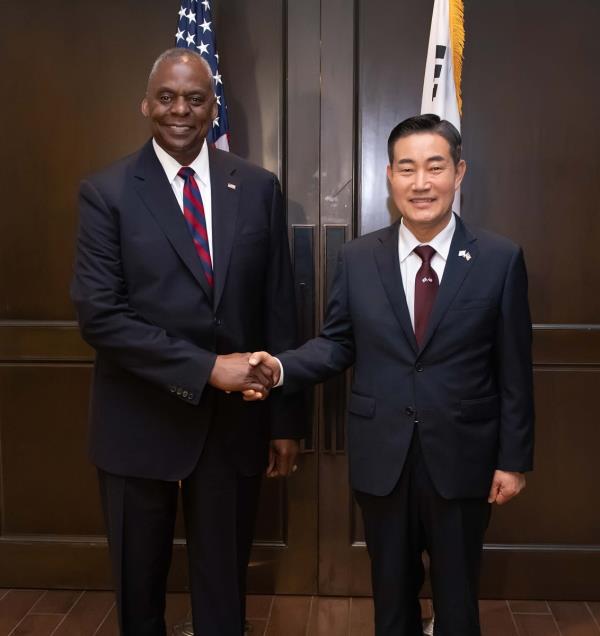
[
  {"x1": 0, "y1": 0, "x2": 319, "y2": 594},
  {"x1": 352, "y1": 0, "x2": 600, "y2": 600}
]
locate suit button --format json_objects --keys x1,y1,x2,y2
[
  {"x1": 168, "y1": 385, "x2": 176, "y2": 393},
  {"x1": 416, "y1": 364, "x2": 424, "y2": 372},
  {"x1": 405, "y1": 406, "x2": 415, "y2": 416},
  {"x1": 182, "y1": 390, "x2": 188, "y2": 398},
  {"x1": 188, "y1": 393, "x2": 194, "y2": 400},
  {"x1": 176, "y1": 388, "x2": 182, "y2": 396}
]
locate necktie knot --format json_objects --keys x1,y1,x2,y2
[
  {"x1": 414, "y1": 245, "x2": 436, "y2": 264},
  {"x1": 178, "y1": 166, "x2": 195, "y2": 180}
]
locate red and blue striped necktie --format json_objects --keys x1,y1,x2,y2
[{"x1": 177, "y1": 167, "x2": 214, "y2": 289}]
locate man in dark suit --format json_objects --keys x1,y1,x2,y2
[
  {"x1": 71, "y1": 48, "x2": 302, "y2": 636},
  {"x1": 246, "y1": 115, "x2": 534, "y2": 635}
]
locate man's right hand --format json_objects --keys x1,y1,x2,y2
[
  {"x1": 209, "y1": 352, "x2": 274, "y2": 396},
  {"x1": 242, "y1": 351, "x2": 281, "y2": 401}
]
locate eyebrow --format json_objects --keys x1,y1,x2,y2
[
  {"x1": 426, "y1": 155, "x2": 447, "y2": 162},
  {"x1": 395, "y1": 155, "x2": 447, "y2": 165},
  {"x1": 155, "y1": 86, "x2": 209, "y2": 95}
]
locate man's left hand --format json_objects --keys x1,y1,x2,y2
[
  {"x1": 488, "y1": 470, "x2": 526, "y2": 505},
  {"x1": 266, "y1": 439, "x2": 299, "y2": 478}
]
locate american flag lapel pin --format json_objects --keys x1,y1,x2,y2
[
  {"x1": 227, "y1": 183, "x2": 237, "y2": 190},
  {"x1": 458, "y1": 249, "x2": 472, "y2": 261}
]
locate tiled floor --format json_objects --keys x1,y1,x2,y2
[{"x1": 1, "y1": 589, "x2": 599, "y2": 635}]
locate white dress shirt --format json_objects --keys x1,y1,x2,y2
[
  {"x1": 152, "y1": 138, "x2": 214, "y2": 259},
  {"x1": 398, "y1": 213, "x2": 456, "y2": 328}
]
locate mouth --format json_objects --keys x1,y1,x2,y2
[
  {"x1": 164, "y1": 124, "x2": 193, "y2": 134},
  {"x1": 410, "y1": 197, "x2": 436, "y2": 208}
]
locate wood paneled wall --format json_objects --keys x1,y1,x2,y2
[
  {"x1": 357, "y1": 0, "x2": 600, "y2": 598},
  {"x1": 0, "y1": 0, "x2": 598, "y2": 599}
]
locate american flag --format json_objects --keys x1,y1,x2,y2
[{"x1": 175, "y1": 0, "x2": 230, "y2": 150}]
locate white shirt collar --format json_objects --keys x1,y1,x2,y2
[
  {"x1": 398, "y1": 213, "x2": 456, "y2": 263},
  {"x1": 152, "y1": 138, "x2": 210, "y2": 187}
]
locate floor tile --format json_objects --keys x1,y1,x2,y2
[
  {"x1": 586, "y1": 603, "x2": 600, "y2": 628},
  {"x1": 307, "y1": 597, "x2": 350, "y2": 636},
  {"x1": 93, "y1": 604, "x2": 119, "y2": 636},
  {"x1": 513, "y1": 613, "x2": 560, "y2": 635},
  {"x1": 246, "y1": 618, "x2": 268, "y2": 636},
  {"x1": 510, "y1": 600, "x2": 551, "y2": 614},
  {"x1": 165, "y1": 593, "x2": 191, "y2": 633},
  {"x1": 479, "y1": 600, "x2": 518, "y2": 636},
  {"x1": 349, "y1": 597, "x2": 375, "y2": 636},
  {"x1": 30, "y1": 591, "x2": 80, "y2": 615},
  {"x1": 266, "y1": 596, "x2": 311, "y2": 636},
  {"x1": 0, "y1": 590, "x2": 44, "y2": 636},
  {"x1": 549, "y1": 601, "x2": 600, "y2": 636},
  {"x1": 420, "y1": 598, "x2": 433, "y2": 620},
  {"x1": 246, "y1": 595, "x2": 273, "y2": 620},
  {"x1": 51, "y1": 591, "x2": 114, "y2": 636},
  {"x1": 9, "y1": 614, "x2": 63, "y2": 636}
]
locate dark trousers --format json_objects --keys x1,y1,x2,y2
[
  {"x1": 354, "y1": 430, "x2": 491, "y2": 636},
  {"x1": 98, "y1": 428, "x2": 262, "y2": 636}
]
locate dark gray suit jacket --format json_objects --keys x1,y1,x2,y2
[
  {"x1": 72, "y1": 140, "x2": 303, "y2": 481},
  {"x1": 279, "y1": 215, "x2": 534, "y2": 498}
]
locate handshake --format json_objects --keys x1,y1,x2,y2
[{"x1": 208, "y1": 351, "x2": 281, "y2": 400}]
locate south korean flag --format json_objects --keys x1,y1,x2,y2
[{"x1": 421, "y1": 0, "x2": 464, "y2": 214}]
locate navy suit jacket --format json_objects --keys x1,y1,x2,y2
[
  {"x1": 279, "y1": 215, "x2": 534, "y2": 498},
  {"x1": 72, "y1": 140, "x2": 303, "y2": 481}
]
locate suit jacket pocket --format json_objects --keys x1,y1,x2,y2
[
  {"x1": 348, "y1": 392, "x2": 375, "y2": 418},
  {"x1": 459, "y1": 394, "x2": 499, "y2": 422}
]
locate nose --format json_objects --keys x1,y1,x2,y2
[
  {"x1": 171, "y1": 96, "x2": 190, "y2": 116},
  {"x1": 412, "y1": 170, "x2": 430, "y2": 191}
]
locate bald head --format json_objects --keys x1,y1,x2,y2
[
  {"x1": 147, "y1": 48, "x2": 214, "y2": 95},
  {"x1": 141, "y1": 47, "x2": 218, "y2": 166}
]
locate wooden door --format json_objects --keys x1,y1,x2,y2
[
  {"x1": 316, "y1": 0, "x2": 600, "y2": 600},
  {"x1": 1, "y1": 0, "x2": 599, "y2": 602},
  {"x1": 0, "y1": 0, "x2": 318, "y2": 594}
]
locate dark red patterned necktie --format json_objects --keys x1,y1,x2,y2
[
  {"x1": 178, "y1": 167, "x2": 214, "y2": 288},
  {"x1": 413, "y1": 245, "x2": 439, "y2": 347}
]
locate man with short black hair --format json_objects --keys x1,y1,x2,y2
[{"x1": 247, "y1": 114, "x2": 534, "y2": 636}]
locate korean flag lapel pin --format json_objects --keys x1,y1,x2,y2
[{"x1": 458, "y1": 249, "x2": 472, "y2": 261}]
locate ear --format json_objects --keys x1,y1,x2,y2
[
  {"x1": 211, "y1": 95, "x2": 218, "y2": 121},
  {"x1": 454, "y1": 159, "x2": 466, "y2": 189},
  {"x1": 141, "y1": 98, "x2": 149, "y2": 117},
  {"x1": 386, "y1": 164, "x2": 393, "y2": 184}
]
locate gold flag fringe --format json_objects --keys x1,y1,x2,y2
[{"x1": 449, "y1": 0, "x2": 465, "y2": 116}]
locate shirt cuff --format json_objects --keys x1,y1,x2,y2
[{"x1": 274, "y1": 357, "x2": 284, "y2": 387}]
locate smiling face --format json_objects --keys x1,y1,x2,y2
[
  {"x1": 387, "y1": 132, "x2": 466, "y2": 242},
  {"x1": 141, "y1": 54, "x2": 217, "y2": 165}
]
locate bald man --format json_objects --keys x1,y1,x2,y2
[{"x1": 72, "y1": 48, "x2": 303, "y2": 635}]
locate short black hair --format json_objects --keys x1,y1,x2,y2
[{"x1": 387, "y1": 114, "x2": 462, "y2": 165}]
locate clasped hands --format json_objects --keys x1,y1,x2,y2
[
  {"x1": 209, "y1": 352, "x2": 294, "y2": 478},
  {"x1": 208, "y1": 351, "x2": 280, "y2": 400}
]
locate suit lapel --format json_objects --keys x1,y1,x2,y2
[
  {"x1": 374, "y1": 222, "x2": 419, "y2": 354},
  {"x1": 419, "y1": 214, "x2": 479, "y2": 352},
  {"x1": 209, "y1": 146, "x2": 241, "y2": 311},
  {"x1": 132, "y1": 140, "x2": 212, "y2": 300}
]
